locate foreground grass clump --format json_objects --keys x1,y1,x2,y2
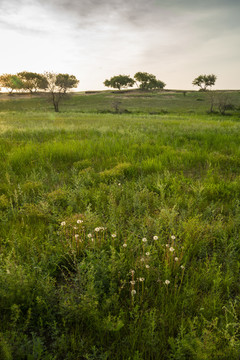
[{"x1": 0, "y1": 108, "x2": 240, "y2": 359}]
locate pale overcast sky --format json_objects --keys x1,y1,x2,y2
[{"x1": 0, "y1": 0, "x2": 239, "y2": 90}]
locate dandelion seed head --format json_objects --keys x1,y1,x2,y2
[
  {"x1": 174, "y1": 257, "x2": 179, "y2": 262},
  {"x1": 95, "y1": 227, "x2": 100, "y2": 232},
  {"x1": 142, "y1": 238, "x2": 147, "y2": 243},
  {"x1": 139, "y1": 277, "x2": 145, "y2": 282},
  {"x1": 73, "y1": 226, "x2": 77, "y2": 230},
  {"x1": 87, "y1": 233, "x2": 92, "y2": 238},
  {"x1": 140, "y1": 257, "x2": 145, "y2": 262},
  {"x1": 130, "y1": 269, "x2": 135, "y2": 275},
  {"x1": 111, "y1": 233, "x2": 117, "y2": 238},
  {"x1": 181, "y1": 265, "x2": 185, "y2": 270},
  {"x1": 77, "y1": 220, "x2": 83, "y2": 224},
  {"x1": 166, "y1": 244, "x2": 169, "y2": 248},
  {"x1": 145, "y1": 252, "x2": 150, "y2": 256},
  {"x1": 75, "y1": 234, "x2": 79, "y2": 238},
  {"x1": 61, "y1": 221, "x2": 66, "y2": 226},
  {"x1": 130, "y1": 280, "x2": 135, "y2": 285},
  {"x1": 153, "y1": 235, "x2": 158, "y2": 240},
  {"x1": 123, "y1": 243, "x2": 127, "y2": 248},
  {"x1": 171, "y1": 235, "x2": 176, "y2": 240},
  {"x1": 145, "y1": 265, "x2": 150, "y2": 269},
  {"x1": 169, "y1": 247, "x2": 175, "y2": 252},
  {"x1": 165, "y1": 280, "x2": 170, "y2": 285},
  {"x1": 131, "y1": 289, "x2": 136, "y2": 296}
]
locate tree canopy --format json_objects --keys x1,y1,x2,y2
[
  {"x1": 17, "y1": 71, "x2": 48, "y2": 92},
  {"x1": 104, "y1": 75, "x2": 135, "y2": 90},
  {"x1": 192, "y1": 74, "x2": 217, "y2": 91},
  {"x1": 44, "y1": 72, "x2": 79, "y2": 112},
  {"x1": 134, "y1": 72, "x2": 166, "y2": 91},
  {"x1": 0, "y1": 74, "x2": 24, "y2": 93}
]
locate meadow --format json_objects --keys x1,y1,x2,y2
[{"x1": 0, "y1": 90, "x2": 240, "y2": 359}]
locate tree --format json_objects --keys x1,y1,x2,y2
[
  {"x1": 0, "y1": 74, "x2": 24, "y2": 94},
  {"x1": 103, "y1": 75, "x2": 135, "y2": 90},
  {"x1": 192, "y1": 74, "x2": 217, "y2": 91},
  {"x1": 44, "y1": 72, "x2": 79, "y2": 112},
  {"x1": 134, "y1": 72, "x2": 166, "y2": 91},
  {"x1": 17, "y1": 71, "x2": 48, "y2": 93}
]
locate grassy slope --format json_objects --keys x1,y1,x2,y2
[{"x1": 0, "y1": 92, "x2": 240, "y2": 359}]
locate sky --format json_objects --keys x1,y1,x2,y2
[{"x1": 0, "y1": 0, "x2": 239, "y2": 90}]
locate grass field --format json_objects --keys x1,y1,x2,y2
[{"x1": 0, "y1": 90, "x2": 240, "y2": 359}]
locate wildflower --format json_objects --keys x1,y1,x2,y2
[
  {"x1": 111, "y1": 233, "x2": 117, "y2": 238},
  {"x1": 139, "y1": 277, "x2": 145, "y2": 282},
  {"x1": 87, "y1": 233, "x2": 93, "y2": 238},
  {"x1": 95, "y1": 227, "x2": 100, "y2": 232},
  {"x1": 118, "y1": 183, "x2": 121, "y2": 186},
  {"x1": 142, "y1": 238, "x2": 147, "y2": 243},
  {"x1": 75, "y1": 234, "x2": 79, "y2": 238},
  {"x1": 140, "y1": 257, "x2": 145, "y2": 262},
  {"x1": 130, "y1": 269, "x2": 135, "y2": 275},
  {"x1": 131, "y1": 289, "x2": 136, "y2": 296},
  {"x1": 145, "y1": 252, "x2": 150, "y2": 256},
  {"x1": 174, "y1": 257, "x2": 179, "y2": 262},
  {"x1": 77, "y1": 219, "x2": 83, "y2": 224},
  {"x1": 130, "y1": 280, "x2": 136, "y2": 285},
  {"x1": 61, "y1": 221, "x2": 66, "y2": 226},
  {"x1": 181, "y1": 265, "x2": 185, "y2": 270},
  {"x1": 166, "y1": 244, "x2": 169, "y2": 248},
  {"x1": 165, "y1": 280, "x2": 170, "y2": 285},
  {"x1": 145, "y1": 265, "x2": 150, "y2": 269},
  {"x1": 169, "y1": 247, "x2": 175, "y2": 252},
  {"x1": 171, "y1": 235, "x2": 176, "y2": 240},
  {"x1": 123, "y1": 243, "x2": 127, "y2": 248},
  {"x1": 73, "y1": 226, "x2": 77, "y2": 230},
  {"x1": 153, "y1": 235, "x2": 158, "y2": 240}
]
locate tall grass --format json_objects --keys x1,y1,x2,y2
[{"x1": 0, "y1": 101, "x2": 240, "y2": 359}]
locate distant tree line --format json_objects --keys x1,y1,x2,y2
[
  {"x1": 104, "y1": 72, "x2": 166, "y2": 91},
  {"x1": 0, "y1": 71, "x2": 79, "y2": 112},
  {"x1": 104, "y1": 72, "x2": 218, "y2": 92}
]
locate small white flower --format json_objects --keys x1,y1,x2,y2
[
  {"x1": 139, "y1": 277, "x2": 145, "y2": 282},
  {"x1": 111, "y1": 233, "x2": 117, "y2": 238},
  {"x1": 77, "y1": 220, "x2": 83, "y2": 224},
  {"x1": 140, "y1": 257, "x2": 145, "y2": 262},
  {"x1": 131, "y1": 289, "x2": 136, "y2": 296},
  {"x1": 75, "y1": 234, "x2": 79, "y2": 238},
  {"x1": 142, "y1": 238, "x2": 147, "y2": 243},
  {"x1": 145, "y1": 265, "x2": 150, "y2": 269},
  {"x1": 61, "y1": 221, "x2": 66, "y2": 226},
  {"x1": 130, "y1": 281, "x2": 135, "y2": 285},
  {"x1": 95, "y1": 227, "x2": 100, "y2": 232},
  {"x1": 181, "y1": 265, "x2": 185, "y2": 270},
  {"x1": 165, "y1": 280, "x2": 170, "y2": 285},
  {"x1": 123, "y1": 243, "x2": 127, "y2": 248},
  {"x1": 166, "y1": 244, "x2": 169, "y2": 248},
  {"x1": 171, "y1": 235, "x2": 176, "y2": 240},
  {"x1": 130, "y1": 269, "x2": 135, "y2": 275},
  {"x1": 153, "y1": 235, "x2": 158, "y2": 240},
  {"x1": 169, "y1": 247, "x2": 175, "y2": 252},
  {"x1": 118, "y1": 183, "x2": 121, "y2": 186},
  {"x1": 87, "y1": 233, "x2": 93, "y2": 238},
  {"x1": 73, "y1": 226, "x2": 77, "y2": 230},
  {"x1": 145, "y1": 252, "x2": 150, "y2": 256},
  {"x1": 174, "y1": 257, "x2": 179, "y2": 262}
]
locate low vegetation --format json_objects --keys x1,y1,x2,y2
[{"x1": 0, "y1": 91, "x2": 240, "y2": 359}]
